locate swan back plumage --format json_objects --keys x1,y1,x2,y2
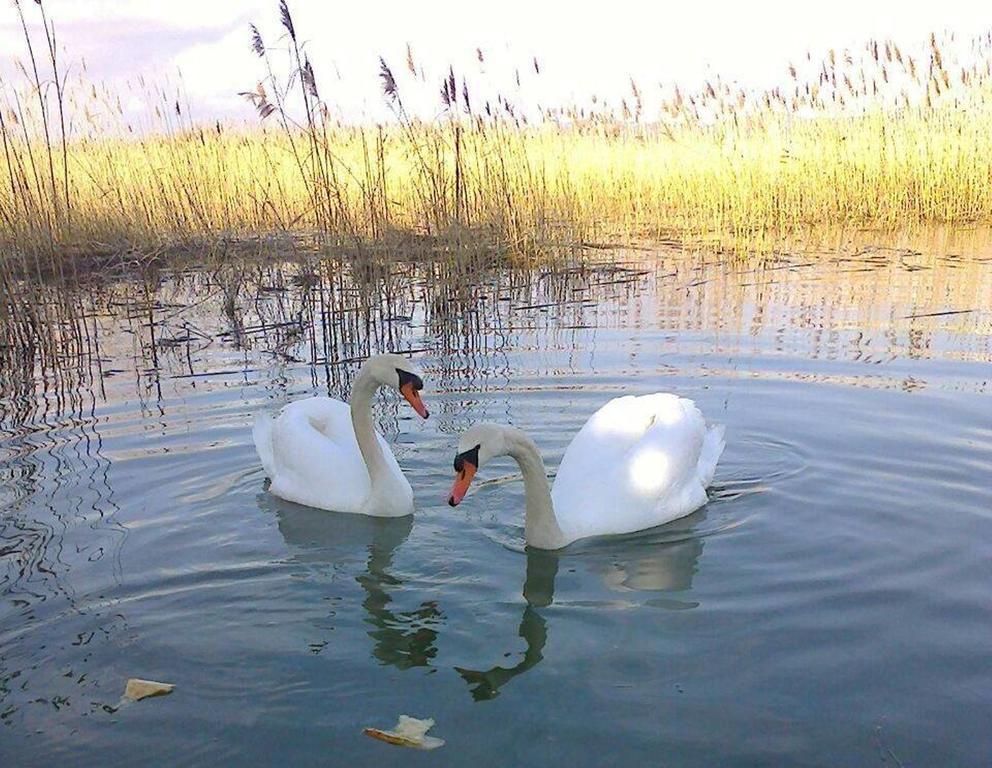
[{"x1": 550, "y1": 394, "x2": 724, "y2": 543}]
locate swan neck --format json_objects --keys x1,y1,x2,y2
[
  {"x1": 350, "y1": 368, "x2": 388, "y2": 485},
  {"x1": 506, "y1": 429, "x2": 565, "y2": 550}
]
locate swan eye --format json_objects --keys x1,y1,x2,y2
[{"x1": 396, "y1": 368, "x2": 423, "y2": 391}]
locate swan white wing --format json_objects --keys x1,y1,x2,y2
[
  {"x1": 255, "y1": 396, "x2": 405, "y2": 514},
  {"x1": 551, "y1": 394, "x2": 724, "y2": 542}
]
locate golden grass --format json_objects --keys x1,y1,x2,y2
[{"x1": 3, "y1": 1, "x2": 992, "y2": 268}]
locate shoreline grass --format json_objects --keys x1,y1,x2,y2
[{"x1": 3, "y1": 2, "x2": 992, "y2": 271}]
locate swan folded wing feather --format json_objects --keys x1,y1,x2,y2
[
  {"x1": 286, "y1": 397, "x2": 406, "y2": 483},
  {"x1": 265, "y1": 397, "x2": 371, "y2": 513},
  {"x1": 551, "y1": 394, "x2": 722, "y2": 541}
]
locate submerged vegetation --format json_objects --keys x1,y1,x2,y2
[{"x1": 2, "y1": 1, "x2": 992, "y2": 270}]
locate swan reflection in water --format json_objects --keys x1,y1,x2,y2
[
  {"x1": 270, "y1": 500, "x2": 443, "y2": 670},
  {"x1": 457, "y1": 510, "x2": 706, "y2": 701},
  {"x1": 595, "y1": 517, "x2": 706, "y2": 611},
  {"x1": 456, "y1": 548, "x2": 558, "y2": 701}
]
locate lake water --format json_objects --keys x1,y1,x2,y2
[{"x1": 1, "y1": 241, "x2": 991, "y2": 766}]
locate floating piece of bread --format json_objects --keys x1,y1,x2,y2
[
  {"x1": 363, "y1": 715, "x2": 444, "y2": 750},
  {"x1": 123, "y1": 678, "x2": 175, "y2": 701}
]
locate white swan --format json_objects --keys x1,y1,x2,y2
[
  {"x1": 253, "y1": 353, "x2": 428, "y2": 516},
  {"x1": 447, "y1": 393, "x2": 725, "y2": 549}
]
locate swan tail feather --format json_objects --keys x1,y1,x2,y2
[
  {"x1": 252, "y1": 412, "x2": 276, "y2": 478},
  {"x1": 697, "y1": 423, "x2": 726, "y2": 489}
]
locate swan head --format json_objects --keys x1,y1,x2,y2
[
  {"x1": 364, "y1": 353, "x2": 429, "y2": 419},
  {"x1": 448, "y1": 423, "x2": 507, "y2": 506}
]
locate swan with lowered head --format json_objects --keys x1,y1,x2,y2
[
  {"x1": 448, "y1": 394, "x2": 724, "y2": 549},
  {"x1": 253, "y1": 353, "x2": 428, "y2": 516}
]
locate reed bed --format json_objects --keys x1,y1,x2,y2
[{"x1": 3, "y1": 0, "x2": 992, "y2": 270}]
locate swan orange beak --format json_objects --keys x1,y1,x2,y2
[
  {"x1": 400, "y1": 382, "x2": 429, "y2": 419},
  {"x1": 448, "y1": 461, "x2": 476, "y2": 506}
]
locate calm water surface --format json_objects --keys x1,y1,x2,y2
[{"x1": 1, "y1": 244, "x2": 991, "y2": 766}]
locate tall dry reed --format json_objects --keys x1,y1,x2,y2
[{"x1": 2, "y1": 1, "x2": 992, "y2": 271}]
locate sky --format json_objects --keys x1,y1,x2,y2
[{"x1": 2, "y1": 0, "x2": 991, "y2": 126}]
